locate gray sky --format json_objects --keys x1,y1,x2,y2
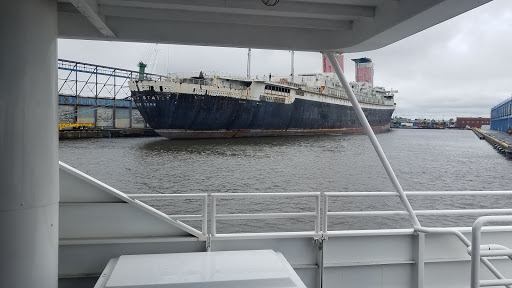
[{"x1": 58, "y1": 0, "x2": 512, "y2": 120}]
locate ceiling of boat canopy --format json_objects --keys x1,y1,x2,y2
[{"x1": 58, "y1": 0, "x2": 492, "y2": 52}]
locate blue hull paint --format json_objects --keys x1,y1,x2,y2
[{"x1": 133, "y1": 92, "x2": 394, "y2": 139}]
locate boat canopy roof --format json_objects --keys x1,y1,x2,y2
[{"x1": 58, "y1": 0, "x2": 491, "y2": 52}]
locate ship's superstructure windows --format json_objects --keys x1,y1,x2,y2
[
  {"x1": 182, "y1": 78, "x2": 211, "y2": 86},
  {"x1": 265, "y1": 85, "x2": 290, "y2": 96}
]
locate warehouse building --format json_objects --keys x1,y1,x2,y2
[
  {"x1": 491, "y1": 97, "x2": 512, "y2": 132},
  {"x1": 455, "y1": 117, "x2": 490, "y2": 128}
]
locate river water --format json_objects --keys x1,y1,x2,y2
[{"x1": 59, "y1": 129, "x2": 512, "y2": 233}]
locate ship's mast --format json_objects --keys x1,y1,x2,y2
[
  {"x1": 247, "y1": 48, "x2": 251, "y2": 79},
  {"x1": 291, "y1": 51, "x2": 295, "y2": 82}
]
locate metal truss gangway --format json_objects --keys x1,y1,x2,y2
[
  {"x1": 58, "y1": 58, "x2": 165, "y2": 99},
  {"x1": 57, "y1": 59, "x2": 166, "y2": 128}
]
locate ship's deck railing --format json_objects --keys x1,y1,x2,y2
[
  {"x1": 471, "y1": 216, "x2": 512, "y2": 288},
  {"x1": 127, "y1": 193, "x2": 208, "y2": 237},
  {"x1": 210, "y1": 193, "x2": 321, "y2": 237},
  {"x1": 126, "y1": 191, "x2": 512, "y2": 237},
  {"x1": 124, "y1": 191, "x2": 512, "y2": 287},
  {"x1": 323, "y1": 191, "x2": 512, "y2": 233}
]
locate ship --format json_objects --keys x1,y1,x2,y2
[{"x1": 129, "y1": 55, "x2": 396, "y2": 139}]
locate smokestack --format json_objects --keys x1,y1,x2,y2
[
  {"x1": 323, "y1": 53, "x2": 344, "y2": 73},
  {"x1": 352, "y1": 58, "x2": 373, "y2": 85}
]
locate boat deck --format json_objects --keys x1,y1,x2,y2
[{"x1": 59, "y1": 162, "x2": 512, "y2": 288}]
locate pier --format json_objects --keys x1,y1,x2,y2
[
  {"x1": 474, "y1": 128, "x2": 512, "y2": 159},
  {"x1": 57, "y1": 59, "x2": 163, "y2": 139}
]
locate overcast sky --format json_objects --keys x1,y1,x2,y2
[{"x1": 58, "y1": 0, "x2": 512, "y2": 120}]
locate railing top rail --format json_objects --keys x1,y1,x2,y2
[
  {"x1": 212, "y1": 192, "x2": 320, "y2": 198},
  {"x1": 330, "y1": 209, "x2": 512, "y2": 217},
  {"x1": 325, "y1": 192, "x2": 397, "y2": 196},
  {"x1": 126, "y1": 193, "x2": 207, "y2": 199},
  {"x1": 325, "y1": 191, "x2": 512, "y2": 197}
]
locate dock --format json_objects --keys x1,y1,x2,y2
[
  {"x1": 474, "y1": 128, "x2": 512, "y2": 159},
  {"x1": 59, "y1": 128, "x2": 157, "y2": 139}
]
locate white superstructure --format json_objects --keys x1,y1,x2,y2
[{"x1": 130, "y1": 73, "x2": 395, "y2": 108}]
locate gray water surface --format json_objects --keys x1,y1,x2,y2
[{"x1": 59, "y1": 129, "x2": 512, "y2": 232}]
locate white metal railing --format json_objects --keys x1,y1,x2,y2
[
  {"x1": 127, "y1": 193, "x2": 208, "y2": 237},
  {"x1": 127, "y1": 191, "x2": 512, "y2": 238},
  {"x1": 470, "y1": 216, "x2": 512, "y2": 288},
  {"x1": 210, "y1": 192, "x2": 321, "y2": 237},
  {"x1": 125, "y1": 191, "x2": 512, "y2": 287},
  {"x1": 323, "y1": 191, "x2": 512, "y2": 233}
]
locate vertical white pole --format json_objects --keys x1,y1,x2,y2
[
  {"x1": 211, "y1": 196, "x2": 217, "y2": 237},
  {"x1": 202, "y1": 195, "x2": 208, "y2": 236},
  {"x1": 247, "y1": 48, "x2": 251, "y2": 79},
  {"x1": 0, "y1": 1, "x2": 59, "y2": 288},
  {"x1": 325, "y1": 52, "x2": 420, "y2": 227},
  {"x1": 291, "y1": 51, "x2": 295, "y2": 82},
  {"x1": 414, "y1": 232, "x2": 425, "y2": 288},
  {"x1": 471, "y1": 223, "x2": 481, "y2": 288},
  {"x1": 322, "y1": 193, "x2": 328, "y2": 233},
  {"x1": 315, "y1": 194, "x2": 320, "y2": 234}
]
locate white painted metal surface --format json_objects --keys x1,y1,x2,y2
[
  {"x1": 96, "y1": 250, "x2": 306, "y2": 288},
  {"x1": 0, "y1": 1, "x2": 59, "y2": 288},
  {"x1": 56, "y1": 0, "x2": 492, "y2": 52},
  {"x1": 60, "y1": 162, "x2": 205, "y2": 238}
]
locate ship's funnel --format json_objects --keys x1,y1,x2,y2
[
  {"x1": 323, "y1": 53, "x2": 344, "y2": 73},
  {"x1": 352, "y1": 57, "x2": 373, "y2": 85},
  {"x1": 138, "y1": 61, "x2": 147, "y2": 80}
]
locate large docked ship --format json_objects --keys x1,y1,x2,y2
[{"x1": 129, "y1": 55, "x2": 396, "y2": 139}]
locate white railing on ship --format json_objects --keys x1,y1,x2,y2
[
  {"x1": 323, "y1": 191, "x2": 512, "y2": 233},
  {"x1": 210, "y1": 192, "x2": 321, "y2": 237},
  {"x1": 127, "y1": 193, "x2": 208, "y2": 237},
  {"x1": 126, "y1": 191, "x2": 512, "y2": 288},
  {"x1": 470, "y1": 216, "x2": 512, "y2": 288},
  {"x1": 126, "y1": 191, "x2": 512, "y2": 237}
]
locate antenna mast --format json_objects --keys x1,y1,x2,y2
[{"x1": 247, "y1": 48, "x2": 251, "y2": 79}]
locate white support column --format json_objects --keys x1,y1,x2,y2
[
  {"x1": 0, "y1": 1, "x2": 59, "y2": 288},
  {"x1": 324, "y1": 52, "x2": 420, "y2": 227}
]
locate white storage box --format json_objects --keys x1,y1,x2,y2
[{"x1": 94, "y1": 250, "x2": 306, "y2": 288}]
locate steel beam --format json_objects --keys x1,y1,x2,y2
[
  {"x1": 69, "y1": 0, "x2": 116, "y2": 38},
  {"x1": 101, "y1": 0, "x2": 375, "y2": 19}
]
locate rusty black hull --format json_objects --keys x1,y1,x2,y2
[{"x1": 132, "y1": 92, "x2": 394, "y2": 139}]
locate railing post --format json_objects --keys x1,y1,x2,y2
[
  {"x1": 471, "y1": 216, "x2": 512, "y2": 288},
  {"x1": 471, "y1": 220, "x2": 482, "y2": 288},
  {"x1": 202, "y1": 195, "x2": 208, "y2": 237},
  {"x1": 414, "y1": 232, "x2": 425, "y2": 288},
  {"x1": 322, "y1": 193, "x2": 328, "y2": 233},
  {"x1": 211, "y1": 195, "x2": 217, "y2": 237},
  {"x1": 315, "y1": 194, "x2": 321, "y2": 234}
]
